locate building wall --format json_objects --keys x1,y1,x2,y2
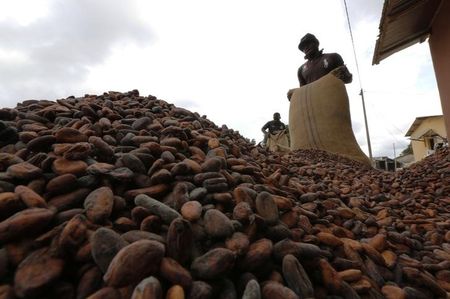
[
  {"x1": 410, "y1": 116, "x2": 446, "y2": 161},
  {"x1": 429, "y1": 0, "x2": 450, "y2": 138}
]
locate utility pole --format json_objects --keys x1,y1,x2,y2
[
  {"x1": 344, "y1": 0, "x2": 373, "y2": 163},
  {"x1": 393, "y1": 142, "x2": 397, "y2": 171},
  {"x1": 360, "y1": 89, "x2": 373, "y2": 161}
]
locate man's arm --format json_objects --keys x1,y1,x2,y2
[
  {"x1": 261, "y1": 121, "x2": 270, "y2": 133},
  {"x1": 297, "y1": 66, "x2": 307, "y2": 86},
  {"x1": 331, "y1": 54, "x2": 352, "y2": 84}
]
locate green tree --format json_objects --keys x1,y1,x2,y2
[{"x1": 400, "y1": 142, "x2": 413, "y2": 156}]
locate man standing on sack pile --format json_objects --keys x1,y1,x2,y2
[
  {"x1": 286, "y1": 33, "x2": 371, "y2": 165},
  {"x1": 288, "y1": 33, "x2": 352, "y2": 100},
  {"x1": 261, "y1": 112, "x2": 289, "y2": 152}
]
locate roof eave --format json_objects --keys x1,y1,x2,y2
[{"x1": 373, "y1": 31, "x2": 430, "y2": 65}]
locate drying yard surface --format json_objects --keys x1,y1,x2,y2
[{"x1": 0, "y1": 90, "x2": 449, "y2": 299}]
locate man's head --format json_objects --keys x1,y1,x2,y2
[
  {"x1": 273, "y1": 112, "x2": 281, "y2": 121},
  {"x1": 298, "y1": 33, "x2": 319, "y2": 56}
]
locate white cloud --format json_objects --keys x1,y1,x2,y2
[
  {"x1": 0, "y1": 0, "x2": 50, "y2": 26},
  {"x1": 0, "y1": 0, "x2": 443, "y2": 159}
]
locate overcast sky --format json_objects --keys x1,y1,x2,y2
[{"x1": 0, "y1": 0, "x2": 443, "y2": 158}]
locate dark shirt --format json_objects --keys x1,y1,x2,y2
[
  {"x1": 298, "y1": 52, "x2": 345, "y2": 86},
  {"x1": 262, "y1": 120, "x2": 286, "y2": 134}
]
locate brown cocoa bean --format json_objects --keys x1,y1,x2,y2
[
  {"x1": 131, "y1": 276, "x2": 162, "y2": 299},
  {"x1": 181, "y1": 200, "x2": 202, "y2": 222},
  {"x1": 14, "y1": 248, "x2": 64, "y2": 298},
  {"x1": 87, "y1": 287, "x2": 122, "y2": 299},
  {"x1": 0, "y1": 208, "x2": 54, "y2": 242},
  {"x1": 91, "y1": 227, "x2": 128, "y2": 273},
  {"x1": 255, "y1": 192, "x2": 279, "y2": 225},
  {"x1": 135, "y1": 194, "x2": 181, "y2": 224},
  {"x1": 84, "y1": 187, "x2": 114, "y2": 224},
  {"x1": 160, "y1": 257, "x2": 193, "y2": 289},
  {"x1": 104, "y1": 240, "x2": 165, "y2": 287},
  {"x1": 167, "y1": 218, "x2": 193, "y2": 265},
  {"x1": 319, "y1": 258, "x2": 343, "y2": 293},
  {"x1": 242, "y1": 279, "x2": 261, "y2": 299},
  {"x1": 59, "y1": 214, "x2": 88, "y2": 252},
  {"x1": 7, "y1": 162, "x2": 42, "y2": 180},
  {"x1": 381, "y1": 285, "x2": 406, "y2": 299},
  {"x1": 203, "y1": 209, "x2": 234, "y2": 238},
  {"x1": 76, "y1": 266, "x2": 103, "y2": 299},
  {"x1": 282, "y1": 254, "x2": 314, "y2": 298},
  {"x1": 191, "y1": 248, "x2": 235, "y2": 280},
  {"x1": 188, "y1": 281, "x2": 213, "y2": 299},
  {"x1": 15, "y1": 185, "x2": 47, "y2": 208},
  {"x1": 240, "y1": 238, "x2": 273, "y2": 271},
  {"x1": 225, "y1": 232, "x2": 250, "y2": 255},
  {"x1": 52, "y1": 158, "x2": 87, "y2": 176},
  {"x1": 261, "y1": 281, "x2": 299, "y2": 299},
  {"x1": 0, "y1": 192, "x2": 24, "y2": 220},
  {"x1": 46, "y1": 173, "x2": 78, "y2": 194}
]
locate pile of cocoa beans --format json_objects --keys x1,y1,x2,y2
[{"x1": 0, "y1": 90, "x2": 449, "y2": 299}]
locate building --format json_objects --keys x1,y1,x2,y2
[
  {"x1": 405, "y1": 115, "x2": 447, "y2": 161},
  {"x1": 374, "y1": 156, "x2": 401, "y2": 171},
  {"x1": 373, "y1": 0, "x2": 450, "y2": 139},
  {"x1": 396, "y1": 153, "x2": 414, "y2": 168}
]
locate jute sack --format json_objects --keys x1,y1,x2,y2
[
  {"x1": 266, "y1": 129, "x2": 290, "y2": 153},
  {"x1": 289, "y1": 73, "x2": 370, "y2": 165}
]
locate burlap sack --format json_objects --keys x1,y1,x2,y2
[
  {"x1": 289, "y1": 73, "x2": 370, "y2": 165},
  {"x1": 266, "y1": 130, "x2": 290, "y2": 153}
]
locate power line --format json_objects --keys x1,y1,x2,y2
[
  {"x1": 342, "y1": 0, "x2": 373, "y2": 161},
  {"x1": 343, "y1": 0, "x2": 363, "y2": 87}
]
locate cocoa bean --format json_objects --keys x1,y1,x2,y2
[
  {"x1": 261, "y1": 281, "x2": 299, "y2": 299},
  {"x1": 14, "y1": 247, "x2": 64, "y2": 298},
  {"x1": 0, "y1": 192, "x2": 24, "y2": 220},
  {"x1": 87, "y1": 287, "x2": 122, "y2": 299},
  {"x1": 7, "y1": 162, "x2": 42, "y2": 180},
  {"x1": 203, "y1": 209, "x2": 234, "y2": 238},
  {"x1": 225, "y1": 232, "x2": 250, "y2": 255},
  {"x1": 160, "y1": 257, "x2": 193, "y2": 289},
  {"x1": 167, "y1": 218, "x2": 193, "y2": 265},
  {"x1": 242, "y1": 279, "x2": 261, "y2": 299},
  {"x1": 46, "y1": 173, "x2": 78, "y2": 194},
  {"x1": 381, "y1": 285, "x2": 406, "y2": 299},
  {"x1": 48, "y1": 188, "x2": 91, "y2": 212},
  {"x1": 76, "y1": 266, "x2": 103, "y2": 299},
  {"x1": 0, "y1": 208, "x2": 54, "y2": 242},
  {"x1": 191, "y1": 248, "x2": 235, "y2": 279},
  {"x1": 104, "y1": 240, "x2": 165, "y2": 287},
  {"x1": 131, "y1": 276, "x2": 162, "y2": 299},
  {"x1": 181, "y1": 200, "x2": 202, "y2": 222},
  {"x1": 282, "y1": 254, "x2": 314, "y2": 298},
  {"x1": 84, "y1": 187, "x2": 114, "y2": 224},
  {"x1": 240, "y1": 238, "x2": 273, "y2": 271},
  {"x1": 91, "y1": 227, "x2": 128, "y2": 273},
  {"x1": 255, "y1": 192, "x2": 279, "y2": 225},
  {"x1": 15, "y1": 185, "x2": 48, "y2": 208},
  {"x1": 58, "y1": 214, "x2": 88, "y2": 252},
  {"x1": 122, "y1": 230, "x2": 165, "y2": 244},
  {"x1": 188, "y1": 281, "x2": 213, "y2": 299},
  {"x1": 135, "y1": 194, "x2": 181, "y2": 224}
]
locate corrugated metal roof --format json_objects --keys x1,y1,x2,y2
[
  {"x1": 372, "y1": 0, "x2": 444, "y2": 65},
  {"x1": 405, "y1": 115, "x2": 443, "y2": 137}
]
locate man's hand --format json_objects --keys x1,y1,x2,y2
[
  {"x1": 287, "y1": 88, "x2": 296, "y2": 101},
  {"x1": 331, "y1": 65, "x2": 353, "y2": 84}
]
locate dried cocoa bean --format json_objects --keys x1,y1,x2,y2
[
  {"x1": 191, "y1": 248, "x2": 235, "y2": 280},
  {"x1": 104, "y1": 239, "x2": 165, "y2": 287}
]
